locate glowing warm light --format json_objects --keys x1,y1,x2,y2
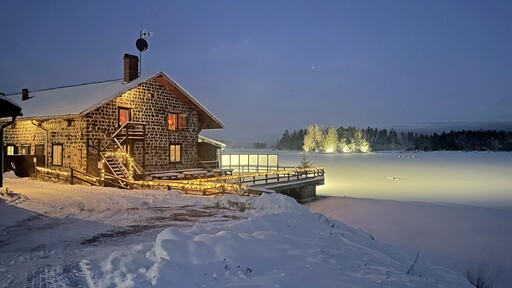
[
  {"x1": 36, "y1": 167, "x2": 69, "y2": 176},
  {"x1": 359, "y1": 145, "x2": 370, "y2": 153},
  {"x1": 37, "y1": 164, "x2": 324, "y2": 196},
  {"x1": 101, "y1": 151, "x2": 137, "y2": 180}
]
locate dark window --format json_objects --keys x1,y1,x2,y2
[
  {"x1": 65, "y1": 119, "x2": 75, "y2": 127},
  {"x1": 52, "y1": 144, "x2": 63, "y2": 166},
  {"x1": 178, "y1": 113, "x2": 188, "y2": 130},
  {"x1": 20, "y1": 145, "x2": 31, "y2": 155},
  {"x1": 118, "y1": 107, "x2": 131, "y2": 126},
  {"x1": 169, "y1": 144, "x2": 181, "y2": 163}
]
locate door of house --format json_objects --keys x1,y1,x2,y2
[
  {"x1": 34, "y1": 145, "x2": 45, "y2": 167},
  {"x1": 122, "y1": 142, "x2": 134, "y2": 157}
]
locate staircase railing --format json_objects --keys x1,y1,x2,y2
[
  {"x1": 110, "y1": 121, "x2": 146, "y2": 177},
  {"x1": 112, "y1": 121, "x2": 146, "y2": 140},
  {"x1": 100, "y1": 152, "x2": 130, "y2": 177}
]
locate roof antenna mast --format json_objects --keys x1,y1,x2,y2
[{"x1": 136, "y1": 29, "x2": 152, "y2": 76}]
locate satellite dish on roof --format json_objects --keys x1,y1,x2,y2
[
  {"x1": 136, "y1": 38, "x2": 148, "y2": 52},
  {"x1": 136, "y1": 29, "x2": 153, "y2": 75}
]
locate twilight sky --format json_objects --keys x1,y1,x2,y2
[{"x1": 1, "y1": 1, "x2": 511, "y2": 143}]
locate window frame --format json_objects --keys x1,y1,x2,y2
[
  {"x1": 169, "y1": 144, "x2": 182, "y2": 163},
  {"x1": 167, "y1": 113, "x2": 178, "y2": 131},
  {"x1": 118, "y1": 107, "x2": 132, "y2": 127},
  {"x1": 178, "y1": 113, "x2": 188, "y2": 130},
  {"x1": 167, "y1": 112, "x2": 188, "y2": 131},
  {"x1": 52, "y1": 144, "x2": 63, "y2": 166},
  {"x1": 20, "y1": 144, "x2": 31, "y2": 155},
  {"x1": 6, "y1": 145, "x2": 16, "y2": 155}
]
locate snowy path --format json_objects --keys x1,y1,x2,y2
[{"x1": 0, "y1": 175, "x2": 244, "y2": 287}]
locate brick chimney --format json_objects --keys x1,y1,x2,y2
[
  {"x1": 22, "y1": 88, "x2": 30, "y2": 101},
  {"x1": 123, "y1": 53, "x2": 139, "y2": 82}
]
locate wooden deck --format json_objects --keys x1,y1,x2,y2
[{"x1": 37, "y1": 166, "x2": 325, "y2": 202}]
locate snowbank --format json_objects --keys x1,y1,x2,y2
[{"x1": 82, "y1": 194, "x2": 471, "y2": 287}]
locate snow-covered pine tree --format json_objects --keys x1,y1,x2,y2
[{"x1": 298, "y1": 151, "x2": 312, "y2": 168}]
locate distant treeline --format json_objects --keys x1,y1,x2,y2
[{"x1": 276, "y1": 125, "x2": 512, "y2": 152}]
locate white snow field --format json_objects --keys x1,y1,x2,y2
[
  {"x1": 276, "y1": 151, "x2": 512, "y2": 208},
  {"x1": 1, "y1": 173, "x2": 473, "y2": 287}
]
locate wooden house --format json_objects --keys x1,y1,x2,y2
[{"x1": 1, "y1": 54, "x2": 224, "y2": 182}]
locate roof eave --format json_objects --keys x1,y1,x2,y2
[
  {"x1": 16, "y1": 113, "x2": 81, "y2": 121},
  {"x1": 198, "y1": 135, "x2": 226, "y2": 148}
]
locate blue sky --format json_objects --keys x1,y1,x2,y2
[{"x1": 1, "y1": 1, "x2": 511, "y2": 143}]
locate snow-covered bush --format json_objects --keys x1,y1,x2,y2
[{"x1": 465, "y1": 261, "x2": 499, "y2": 288}]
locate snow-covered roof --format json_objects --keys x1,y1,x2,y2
[
  {"x1": 5, "y1": 72, "x2": 224, "y2": 129},
  {"x1": 198, "y1": 135, "x2": 226, "y2": 148}
]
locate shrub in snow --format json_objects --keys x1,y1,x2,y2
[
  {"x1": 0, "y1": 187, "x2": 16, "y2": 197},
  {"x1": 465, "y1": 261, "x2": 500, "y2": 288}
]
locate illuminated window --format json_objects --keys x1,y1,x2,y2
[
  {"x1": 168, "y1": 113, "x2": 188, "y2": 131},
  {"x1": 167, "y1": 113, "x2": 177, "y2": 130},
  {"x1": 118, "y1": 107, "x2": 131, "y2": 126},
  {"x1": 52, "y1": 144, "x2": 63, "y2": 166},
  {"x1": 169, "y1": 144, "x2": 181, "y2": 163},
  {"x1": 20, "y1": 145, "x2": 30, "y2": 155},
  {"x1": 6, "y1": 145, "x2": 16, "y2": 155}
]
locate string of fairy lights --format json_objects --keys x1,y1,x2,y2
[{"x1": 35, "y1": 152, "x2": 324, "y2": 196}]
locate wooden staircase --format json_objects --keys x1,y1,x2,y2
[{"x1": 100, "y1": 122, "x2": 146, "y2": 188}]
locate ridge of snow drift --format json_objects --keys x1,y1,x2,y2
[{"x1": 81, "y1": 194, "x2": 471, "y2": 287}]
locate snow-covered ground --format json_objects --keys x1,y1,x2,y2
[
  {"x1": 0, "y1": 173, "x2": 246, "y2": 287},
  {"x1": 1, "y1": 173, "x2": 474, "y2": 287}
]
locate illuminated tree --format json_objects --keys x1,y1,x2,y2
[
  {"x1": 354, "y1": 130, "x2": 371, "y2": 152},
  {"x1": 358, "y1": 137, "x2": 371, "y2": 153},
  {"x1": 322, "y1": 126, "x2": 338, "y2": 153},
  {"x1": 303, "y1": 124, "x2": 323, "y2": 152},
  {"x1": 338, "y1": 138, "x2": 352, "y2": 153}
]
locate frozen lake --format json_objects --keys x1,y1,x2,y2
[{"x1": 226, "y1": 150, "x2": 512, "y2": 208}]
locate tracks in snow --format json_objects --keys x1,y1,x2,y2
[{"x1": 0, "y1": 205, "x2": 244, "y2": 287}]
